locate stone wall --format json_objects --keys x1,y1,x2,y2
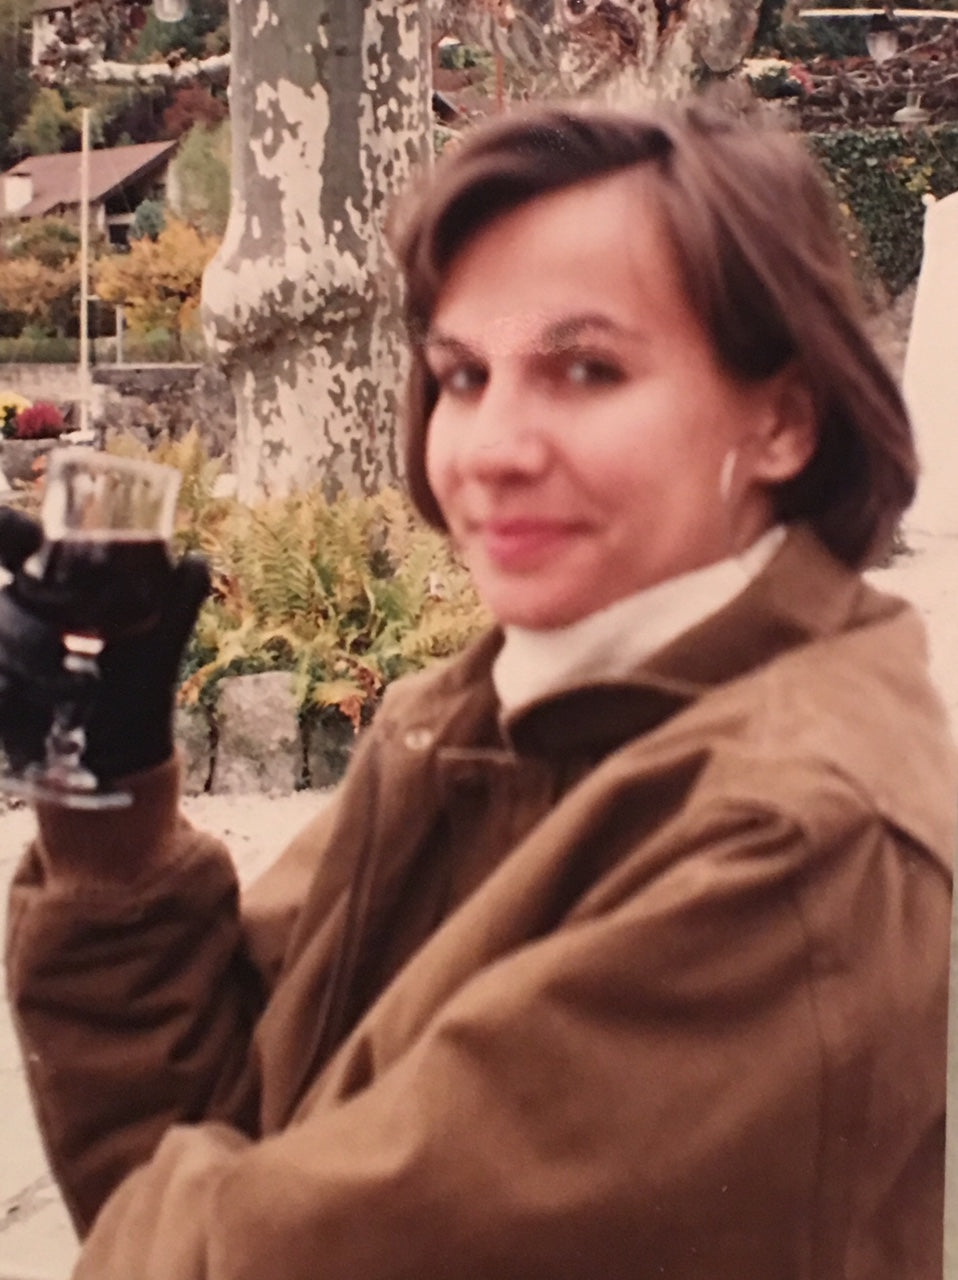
[
  {"x1": 0, "y1": 363, "x2": 237, "y2": 460},
  {"x1": 0, "y1": 362, "x2": 85, "y2": 402},
  {"x1": 93, "y1": 364, "x2": 236, "y2": 457},
  {"x1": 177, "y1": 673, "x2": 355, "y2": 796}
]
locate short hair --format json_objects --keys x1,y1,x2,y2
[{"x1": 390, "y1": 99, "x2": 916, "y2": 568}]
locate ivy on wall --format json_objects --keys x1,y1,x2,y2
[{"x1": 810, "y1": 125, "x2": 958, "y2": 296}]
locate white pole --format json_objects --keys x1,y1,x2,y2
[
  {"x1": 798, "y1": 7, "x2": 958, "y2": 16},
  {"x1": 79, "y1": 107, "x2": 90, "y2": 436}
]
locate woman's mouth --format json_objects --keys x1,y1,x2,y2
[{"x1": 475, "y1": 519, "x2": 582, "y2": 569}]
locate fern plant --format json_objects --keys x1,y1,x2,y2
[
  {"x1": 183, "y1": 485, "x2": 488, "y2": 730},
  {"x1": 141, "y1": 444, "x2": 492, "y2": 730}
]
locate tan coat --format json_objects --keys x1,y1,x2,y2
[{"x1": 6, "y1": 526, "x2": 956, "y2": 1279}]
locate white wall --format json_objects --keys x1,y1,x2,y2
[{"x1": 903, "y1": 192, "x2": 958, "y2": 537}]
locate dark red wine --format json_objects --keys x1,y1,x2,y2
[{"x1": 23, "y1": 534, "x2": 173, "y2": 639}]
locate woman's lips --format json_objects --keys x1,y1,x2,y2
[{"x1": 475, "y1": 519, "x2": 582, "y2": 568}]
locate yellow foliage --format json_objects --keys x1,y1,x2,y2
[
  {"x1": 94, "y1": 217, "x2": 220, "y2": 336},
  {"x1": 0, "y1": 388, "x2": 31, "y2": 434},
  {"x1": 0, "y1": 256, "x2": 77, "y2": 320},
  {"x1": 0, "y1": 390, "x2": 31, "y2": 417}
]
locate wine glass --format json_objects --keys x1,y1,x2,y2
[{"x1": 2, "y1": 447, "x2": 181, "y2": 810}]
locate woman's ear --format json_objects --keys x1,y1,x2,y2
[{"x1": 749, "y1": 364, "x2": 818, "y2": 484}]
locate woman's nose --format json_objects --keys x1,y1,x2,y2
[{"x1": 459, "y1": 380, "x2": 550, "y2": 480}]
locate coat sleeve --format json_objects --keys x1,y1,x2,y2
[
  {"x1": 4, "y1": 758, "x2": 338, "y2": 1235},
  {"x1": 68, "y1": 794, "x2": 951, "y2": 1280}
]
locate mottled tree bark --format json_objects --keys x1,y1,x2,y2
[
  {"x1": 432, "y1": 0, "x2": 762, "y2": 104},
  {"x1": 202, "y1": 0, "x2": 431, "y2": 502}
]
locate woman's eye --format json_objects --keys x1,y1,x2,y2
[
  {"x1": 560, "y1": 355, "x2": 624, "y2": 388},
  {"x1": 436, "y1": 365, "x2": 486, "y2": 396}
]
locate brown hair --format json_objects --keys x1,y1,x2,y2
[{"x1": 390, "y1": 98, "x2": 917, "y2": 568}]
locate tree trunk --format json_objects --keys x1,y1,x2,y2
[
  {"x1": 202, "y1": 0, "x2": 431, "y2": 503},
  {"x1": 433, "y1": 0, "x2": 762, "y2": 105}
]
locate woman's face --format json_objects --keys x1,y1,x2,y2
[{"x1": 424, "y1": 174, "x2": 814, "y2": 630}]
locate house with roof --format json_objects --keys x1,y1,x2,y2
[{"x1": 0, "y1": 140, "x2": 178, "y2": 247}]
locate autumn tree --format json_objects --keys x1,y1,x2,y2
[
  {"x1": 161, "y1": 83, "x2": 228, "y2": 138},
  {"x1": 95, "y1": 216, "x2": 218, "y2": 345},
  {"x1": 0, "y1": 216, "x2": 82, "y2": 334},
  {"x1": 0, "y1": 255, "x2": 78, "y2": 334}
]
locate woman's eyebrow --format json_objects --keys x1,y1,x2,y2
[
  {"x1": 539, "y1": 313, "x2": 639, "y2": 349},
  {"x1": 422, "y1": 331, "x2": 476, "y2": 359},
  {"x1": 423, "y1": 313, "x2": 642, "y2": 360}
]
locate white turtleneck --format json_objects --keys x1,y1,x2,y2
[{"x1": 492, "y1": 525, "x2": 786, "y2": 718}]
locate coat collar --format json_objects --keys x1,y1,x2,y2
[
  {"x1": 380, "y1": 523, "x2": 884, "y2": 765},
  {"x1": 504, "y1": 524, "x2": 898, "y2": 757}
]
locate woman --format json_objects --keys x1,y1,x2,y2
[{"x1": 3, "y1": 98, "x2": 954, "y2": 1279}]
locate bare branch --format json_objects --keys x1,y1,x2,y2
[{"x1": 78, "y1": 51, "x2": 230, "y2": 86}]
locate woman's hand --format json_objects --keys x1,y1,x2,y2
[{"x1": 0, "y1": 506, "x2": 211, "y2": 782}]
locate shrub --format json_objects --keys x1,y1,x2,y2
[
  {"x1": 811, "y1": 124, "x2": 958, "y2": 296},
  {"x1": 12, "y1": 400, "x2": 66, "y2": 440},
  {"x1": 130, "y1": 198, "x2": 167, "y2": 242},
  {"x1": 125, "y1": 326, "x2": 185, "y2": 363},
  {"x1": 6, "y1": 216, "x2": 81, "y2": 270},
  {"x1": 95, "y1": 217, "x2": 220, "y2": 340}
]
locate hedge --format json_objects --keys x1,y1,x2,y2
[
  {"x1": 0, "y1": 334, "x2": 79, "y2": 363},
  {"x1": 810, "y1": 124, "x2": 958, "y2": 296}
]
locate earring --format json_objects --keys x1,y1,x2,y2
[{"x1": 718, "y1": 448, "x2": 738, "y2": 505}]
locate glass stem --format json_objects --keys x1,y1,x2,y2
[{"x1": 44, "y1": 643, "x2": 102, "y2": 788}]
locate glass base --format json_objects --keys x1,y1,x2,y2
[{"x1": 0, "y1": 767, "x2": 132, "y2": 811}]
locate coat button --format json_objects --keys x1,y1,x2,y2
[{"x1": 403, "y1": 726, "x2": 435, "y2": 751}]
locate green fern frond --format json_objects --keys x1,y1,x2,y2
[{"x1": 125, "y1": 435, "x2": 487, "y2": 720}]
